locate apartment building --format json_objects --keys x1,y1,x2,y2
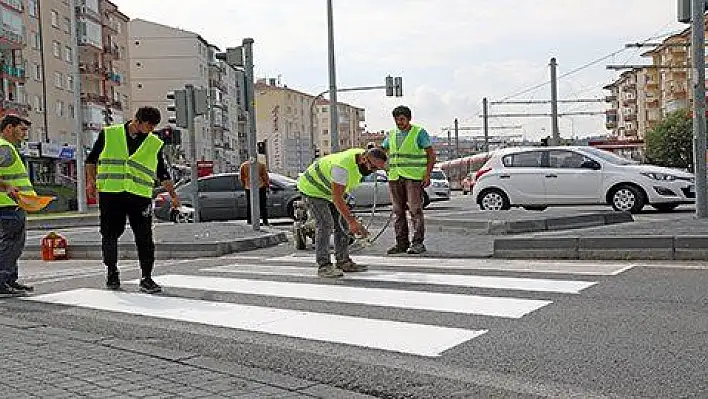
[
  {"x1": 128, "y1": 19, "x2": 245, "y2": 173},
  {"x1": 254, "y1": 78, "x2": 365, "y2": 177},
  {"x1": 0, "y1": 0, "x2": 29, "y2": 120}
]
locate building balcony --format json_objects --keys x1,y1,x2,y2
[
  {"x1": 624, "y1": 129, "x2": 639, "y2": 137},
  {"x1": 104, "y1": 72, "x2": 121, "y2": 86},
  {"x1": 605, "y1": 95, "x2": 617, "y2": 103},
  {"x1": 646, "y1": 98, "x2": 660, "y2": 108},
  {"x1": 1, "y1": 64, "x2": 25, "y2": 82},
  {"x1": 0, "y1": 26, "x2": 24, "y2": 49},
  {"x1": 78, "y1": 36, "x2": 102, "y2": 51},
  {"x1": 622, "y1": 84, "x2": 637, "y2": 92},
  {"x1": 81, "y1": 92, "x2": 110, "y2": 105},
  {"x1": 605, "y1": 122, "x2": 618, "y2": 130},
  {"x1": 102, "y1": 44, "x2": 120, "y2": 60},
  {"x1": 624, "y1": 114, "x2": 637, "y2": 122},
  {"x1": 79, "y1": 62, "x2": 106, "y2": 79},
  {"x1": 76, "y1": 4, "x2": 101, "y2": 22},
  {"x1": 0, "y1": 100, "x2": 31, "y2": 116},
  {"x1": 0, "y1": 0, "x2": 23, "y2": 12},
  {"x1": 209, "y1": 77, "x2": 228, "y2": 93},
  {"x1": 622, "y1": 97, "x2": 637, "y2": 106},
  {"x1": 102, "y1": 18, "x2": 119, "y2": 34}
]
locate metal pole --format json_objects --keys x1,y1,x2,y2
[
  {"x1": 482, "y1": 97, "x2": 489, "y2": 153},
  {"x1": 327, "y1": 0, "x2": 339, "y2": 153},
  {"x1": 446, "y1": 129, "x2": 452, "y2": 160},
  {"x1": 550, "y1": 57, "x2": 560, "y2": 146},
  {"x1": 70, "y1": 0, "x2": 86, "y2": 212},
  {"x1": 454, "y1": 118, "x2": 459, "y2": 158},
  {"x1": 691, "y1": 0, "x2": 708, "y2": 218},
  {"x1": 243, "y1": 38, "x2": 260, "y2": 230},
  {"x1": 186, "y1": 85, "x2": 200, "y2": 223}
]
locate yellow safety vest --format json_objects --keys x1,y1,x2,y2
[
  {"x1": 387, "y1": 124, "x2": 427, "y2": 181},
  {"x1": 97, "y1": 124, "x2": 163, "y2": 198},
  {"x1": 297, "y1": 148, "x2": 364, "y2": 202},
  {"x1": 0, "y1": 137, "x2": 36, "y2": 206}
]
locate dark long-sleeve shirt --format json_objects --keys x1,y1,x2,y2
[{"x1": 85, "y1": 121, "x2": 171, "y2": 182}]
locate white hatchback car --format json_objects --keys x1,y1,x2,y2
[{"x1": 472, "y1": 146, "x2": 695, "y2": 213}]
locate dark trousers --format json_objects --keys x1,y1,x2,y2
[
  {"x1": 99, "y1": 192, "x2": 155, "y2": 278},
  {"x1": 389, "y1": 178, "x2": 425, "y2": 247},
  {"x1": 0, "y1": 208, "x2": 25, "y2": 285},
  {"x1": 245, "y1": 187, "x2": 268, "y2": 225}
]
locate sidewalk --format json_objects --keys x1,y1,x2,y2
[
  {"x1": 22, "y1": 222, "x2": 288, "y2": 260},
  {"x1": 0, "y1": 316, "x2": 372, "y2": 398}
]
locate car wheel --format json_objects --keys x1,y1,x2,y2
[
  {"x1": 422, "y1": 191, "x2": 431, "y2": 208},
  {"x1": 652, "y1": 203, "x2": 678, "y2": 212},
  {"x1": 478, "y1": 189, "x2": 510, "y2": 211},
  {"x1": 610, "y1": 184, "x2": 645, "y2": 213},
  {"x1": 462, "y1": 189, "x2": 468, "y2": 195}
]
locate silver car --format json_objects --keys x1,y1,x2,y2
[
  {"x1": 153, "y1": 172, "x2": 301, "y2": 222},
  {"x1": 351, "y1": 170, "x2": 444, "y2": 208}
]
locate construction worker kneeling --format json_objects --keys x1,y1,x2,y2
[{"x1": 296, "y1": 147, "x2": 388, "y2": 278}]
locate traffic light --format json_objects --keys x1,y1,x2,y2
[
  {"x1": 385, "y1": 76, "x2": 394, "y2": 97},
  {"x1": 166, "y1": 90, "x2": 188, "y2": 128},
  {"x1": 103, "y1": 108, "x2": 113, "y2": 125},
  {"x1": 215, "y1": 47, "x2": 244, "y2": 67},
  {"x1": 385, "y1": 75, "x2": 403, "y2": 97},
  {"x1": 193, "y1": 88, "x2": 209, "y2": 116},
  {"x1": 678, "y1": 0, "x2": 708, "y2": 23},
  {"x1": 159, "y1": 127, "x2": 173, "y2": 145},
  {"x1": 313, "y1": 147, "x2": 321, "y2": 158},
  {"x1": 257, "y1": 140, "x2": 266, "y2": 155}
]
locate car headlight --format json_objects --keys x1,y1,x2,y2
[
  {"x1": 641, "y1": 172, "x2": 677, "y2": 181},
  {"x1": 432, "y1": 181, "x2": 444, "y2": 188}
]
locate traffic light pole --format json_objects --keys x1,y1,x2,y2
[
  {"x1": 691, "y1": 0, "x2": 708, "y2": 218},
  {"x1": 185, "y1": 85, "x2": 200, "y2": 223},
  {"x1": 243, "y1": 38, "x2": 260, "y2": 231},
  {"x1": 70, "y1": 0, "x2": 86, "y2": 213}
]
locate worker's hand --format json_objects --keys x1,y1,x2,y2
[
  {"x1": 4, "y1": 184, "x2": 19, "y2": 200},
  {"x1": 170, "y1": 196, "x2": 181, "y2": 209},
  {"x1": 421, "y1": 174, "x2": 431, "y2": 188},
  {"x1": 347, "y1": 218, "x2": 368, "y2": 238}
]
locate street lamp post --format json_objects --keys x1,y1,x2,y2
[{"x1": 327, "y1": 0, "x2": 339, "y2": 153}]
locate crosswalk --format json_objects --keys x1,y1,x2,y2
[{"x1": 23, "y1": 255, "x2": 631, "y2": 358}]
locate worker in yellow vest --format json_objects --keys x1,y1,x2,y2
[
  {"x1": 296, "y1": 147, "x2": 387, "y2": 278},
  {"x1": 0, "y1": 115, "x2": 35, "y2": 296},
  {"x1": 86, "y1": 107, "x2": 180, "y2": 294},
  {"x1": 383, "y1": 106, "x2": 436, "y2": 255}
]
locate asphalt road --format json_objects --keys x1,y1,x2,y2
[{"x1": 5, "y1": 247, "x2": 707, "y2": 398}]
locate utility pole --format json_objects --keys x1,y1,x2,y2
[
  {"x1": 446, "y1": 129, "x2": 452, "y2": 160},
  {"x1": 327, "y1": 0, "x2": 339, "y2": 153},
  {"x1": 185, "y1": 85, "x2": 199, "y2": 223},
  {"x1": 454, "y1": 118, "x2": 459, "y2": 158},
  {"x1": 70, "y1": 0, "x2": 86, "y2": 212},
  {"x1": 691, "y1": 0, "x2": 708, "y2": 218},
  {"x1": 243, "y1": 38, "x2": 260, "y2": 230},
  {"x1": 549, "y1": 57, "x2": 560, "y2": 145},
  {"x1": 482, "y1": 97, "x2": 489, "y2": 152}
]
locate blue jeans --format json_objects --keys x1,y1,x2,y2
[
  {"x1": 304, "y1": 196, "x2": 350, "y2": 267},
  {"x1": 0, "y1": 208, "x2": 26, "y2": 285}
]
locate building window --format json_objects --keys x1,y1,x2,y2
[
  {"x1": 52, "y1": 41, "x2": 61, "y2": 58},
  {"x1": 28, "y1": 0, "x2": 37, "y2": 17},
  {"x1": 54, "y1": 72, "x2": 63, "y2": 89},
  {"x1": 66, "y1": 75, "x2": 74, "y2": 92},
  {"x1": 51, "y1": 11, "x2": 59, "y2": 28},
  {"x1": 63, "y1": 17, "x2": 71, "y2": 34},
  {"x1": 64, "y1": 46, "x2": 72, "y2": 62},
  {"x1": 34, "y1": 64, "x2": 42, "y2": 81},
  {"x1": 33, "y1": 95, "x2": 42, "y2": 112},
  {"x1": 68, "y1": 104, "x2": 75, "y2": 119},
  {"x1": 56, "y1": 101, "x2": 64, "y2": 118},
  {"x1": 31, "y1": 32, "x2": 40, "y2": 50}
]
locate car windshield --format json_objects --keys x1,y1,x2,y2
[
  {"x1": 430, "y1": 170, "x2": 446, "y2": 180},
  {"x1": 576, "y1": 147, "x2": 636, "y2": 165}
]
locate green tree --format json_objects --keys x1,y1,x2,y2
[{"x1": 645, "y1": 109, "x2": 694, "y2": 171}]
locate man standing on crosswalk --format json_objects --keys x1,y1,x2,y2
[{"x1": 297, "y1": 147, "x2": 388, "y2": 278}]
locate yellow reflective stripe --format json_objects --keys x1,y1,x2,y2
[
  {"x1": 98, "y1": 159, "x2": 125, "y2": 165},
  {"x1": 391, "y1": 153, "x2": 427, "y2": 159},
  {"x1": 0, "y1": 173, "x2": 28, "y2": 179},
  {"x1": 98, "y1": 173, "x2": 153, "y2": 188},
  {"x1": 15, "y1": 186, "x2": 33, "y2": 191},
  {"x1": 126, "y1": 159, "x2": 154, "y2": 176},
  {"x1": 391, "y1": 162, "x2": 428, "y2": 167},
  {"x1": 303, "y1": 162, "x2": 332, "y2": 195},
  {"x1": 130, "y1": 174, "x2": 154, "y2": 188}
]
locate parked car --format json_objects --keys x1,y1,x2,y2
[
  {"x1": 472, "y1": 146, "x2": 695, "y2": 213},
  {"x1": 153, "y1": 172, "x2": 301, "y2": 222},
  {"x1": 426, "y1": 169, "x2": 451, "y2": 204}
]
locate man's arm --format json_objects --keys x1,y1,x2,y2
[
  {"x1": 0, "y1": 146, "x2": 18, "y2": 198},
  {"x1": 85, "y1": 130, "x2": 105, "y2": 197},
  {"x1": 156, "y1": 149, "x2": 180, "y2": 208},
  {"x1": 260, "y1": 163, "x2": 269, "y2": 187}
]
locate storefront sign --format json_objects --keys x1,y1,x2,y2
[{"x1": 41, "y1": 142, "x2": 76, "y2": 160}]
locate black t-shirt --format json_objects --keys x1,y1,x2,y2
[{"x1": 85, "y1": 122, "x2": 171, "y2": 182}]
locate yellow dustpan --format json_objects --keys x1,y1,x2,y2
[{"x1": 16, "y1": 193, "x2": 55, "y2": 212}]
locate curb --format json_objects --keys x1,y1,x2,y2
[
  {"x1": 494, "y1": 234, "x2": 708, "y2": 260},
  {"x1": 27, "y1": 215, "x2": 99, "y2": 230},
  {"x1": 20, "y1": 231, "x2": 289, "y2": 260}
]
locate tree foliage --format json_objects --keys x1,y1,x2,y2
[{"x1": 645, "y1": 109, "x2": 693, "y2": 171}]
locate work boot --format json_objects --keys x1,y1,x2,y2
[
  {"x1": 106, "y1": 271, "x2": 120, "y2": 290},
  {"x1": 387, "y1": 244, "x2": 409, "y2": 255},
  {"x1": 7, "y1": 281, "x2": 34, "y2": 292},
  {"x1": 407, "y1": 243, "x2": 427, "y2": 255},
  {"x1": 336, "y1": 259, "x2": 368, "y2": 272},
  {"x1": 317, "y1": 264, "x2": 344, "y2": 278}
]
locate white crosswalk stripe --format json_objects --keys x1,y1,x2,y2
[{"x1": 23, "y1": 256, "x2": 610, "y2": 357}]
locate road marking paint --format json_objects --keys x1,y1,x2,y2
[{"x1": 24, "y1": 288, "x2": 485, "y2": 357}]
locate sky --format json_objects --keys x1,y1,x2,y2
[{"x1": 113, "y1": 0, "x2": 685, "y2": 141}]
